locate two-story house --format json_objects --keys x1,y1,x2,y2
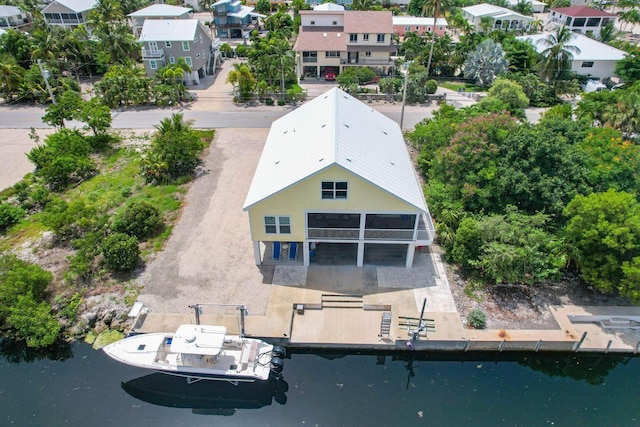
[
  {"x1": 244, "y1": 87, "x2": 435, "y2": 268},
  {"x1": 461, "y1": 3, "x2": 533, "y2": 33},
  {"x1": 0, "y1": 5, "x2": 31, "y2": 30},
  {"x1": 127, "y1": 4, "x2": 192, "y2": 37},
  {"x1": 211, "y1": 0, "x2": 257, "y2": 39},
  {"x1": 547, "y1": 6, "x2": 616, "y2": 38},
  {"x1": 294, "y1": 4, "x2": 395, "y2": 80},
  {"x1": 42, "y1": 0, "x2": 97, "y2": 31},
  {"x1": 392, "y1": 16, "x2": 448, "y2": 39},
  {"x1": 138, "y1": 19, "x2": 222, "y2": 85}
]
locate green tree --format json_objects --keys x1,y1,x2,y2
[
  {"x1": 7, "y1": 294, "x2": 61, "y2": 348},
  {"x1": 256, "y1": 0, "x2": 271, "y2": 14},
  {"x1": 42, "y1": 90, "x2": 83, "y2": 128},
  {"x1": 614, "y1": 49, "x2": 640, "y2": 84},
  {"x1": 113, "y1": 200, "x2": 163, "y2": 239},
  {"x1": 462, "y1": 39, "x2": 508, "y2": 87},
  {"x1": 482, "y1": 77, "x2": 529, "y2": 110},
  {"x1": 563, "y1": 190, "x2": 640, "y2": 299},
  {"x1": 0, "y1": 28, "x2": 32, "y2": 68},
  {"x1": 0, "y1": 254, "x2": 52, "y2": 325},
  {"x1": 226, "y1": 62, "x2": 256, "y2": 101},
  {"x1": 0, "y1": 54, "x2": 25, "y2": 101},
  {"x1": 536, "y1": 25, "x2": 580, "y2": 84}
]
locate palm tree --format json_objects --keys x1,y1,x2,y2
[
  {"x1": 99, "y1": 22, "x2": 140, "y2": 64},
  {"x1": 226, "y1": 62, "x2": 256, "y2": 102},
  {"x1": 603, "y1": 91, "x2": 640, "y2": 135},
  {"x1": 154, "y1": 112, "x2": 194, "y2": 135},
  {"x1": 30, "y1": 27, "x2": 58, "y2": 62},
  {"x1": 479, "y1": 16, "x2": 494, "y2": 34},
  {"x1": 421, "y1": 0, "x2": 442, "y2": 77},
  {"x1": 536, "y1": 26, "x2": 580, "y2": 84},
  {"x1": 159, "y1": 57, "x2": 191, "y2": 102},
  {"x1": 88, "y1": 0, "x2": 124, "y2": 34},
  {"x1": 0, "y1": 55, "x2": 25, "y2": 100},
  {"x1": 598, "y1": 22, "x2": 622, "y2": 44}
]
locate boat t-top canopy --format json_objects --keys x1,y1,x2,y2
[{"x1": 170, "y1": 325, "x2": 227, "y2": 355}]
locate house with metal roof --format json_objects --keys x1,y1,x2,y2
[
  {"x1": 0, "y1": 5, "x2": 31, "y2": 30},
  {"x1": 547, "y1": 6, "x2": 616, "y2": 38},
  {"x1": 138, "y1": 19, "x2": 221, "y2": 84},
  {"x1": 243, "y1": 87, "x2": 435, "y2": 268},
  {"x1": 293, "y1": 8, "x2": 395, "y2": 81},
  {"x1": 518, "y1": 32, "x2": 625, "y2": 80},
  {"x1": 461, "y1": 3, "x2": 533, "y2": 32},
  {"x1": 127, "y1": 4, "x2": 193, "y2": 37},
  {"x1": 505, "y1": 0, "x2": 546, "y2": 13},
  {"x1": 42, "y1": 0, "x2": 97, "y2": 30},
  {"x1": 392, "y1": 16, "x2": 449, "y2": 39}
]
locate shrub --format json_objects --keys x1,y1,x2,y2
[
  {"x1": 468, "y1": 309, "x2": 487, "y2": 329},
  {"x1": 0, "y1": 202, "x2": 25, "y2": 231},
  {"x1": 0, "y1": 255, "x2": 53, "y2": 324},
  {"x1": 102, "y1": 232, "x2": 140, "y2": 272},
  {"x1": 113, "y1": 200, "x2": 163, "y2": 239},
  {"x1": 426, "y1": 79, "x2": 438, "y2": 95},
  {"x1": 7, "y1": 294, "x2": 61, "y2": 348},
  {"x1": 265, "y1": 98, "x2": 274, "y2": 105}
]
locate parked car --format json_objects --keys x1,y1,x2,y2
[
  {"x1": 324, "y1": 67, "x2": 337, "y2": 81},
  {"x1": 582, "y1": 79, "x2": 607, "y2": 93}
]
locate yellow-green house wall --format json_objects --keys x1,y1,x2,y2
[{"x1": 246, "y1": 165, "x2": 420, "y2": 242}]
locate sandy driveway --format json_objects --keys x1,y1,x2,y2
[{"x1": 137, "y1": 128, "x2": 273, "y2": 315}]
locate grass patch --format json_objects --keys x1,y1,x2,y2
[
  {"x1": 195, "y1": 130, "x2": 215, "y2": 148},
  {"x1": 464, "y1": 280, "x2": 484, "y2": 302},
  {"x1": 439, "y1": 81, "x2": 486, "y2": 92}
]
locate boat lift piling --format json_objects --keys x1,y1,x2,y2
[{"x1": 188, "y1": 303, "x2": 249, "y2": 337}]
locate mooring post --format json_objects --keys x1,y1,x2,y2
[
  {"x1": 573, "y1": 331, "x2": 587, "y2": 352},
  {"x1": 635, "y1": 341, "x2": 640, "y2": 355},
  {"x1": 535, "y1": 340, "x2": 542, "y2": 352},
  {"x1": 239, "y1": 305, "x2": 247, "y2": 337},
  {"x1": 605, "y1": 340, "x2": 612, "y2": 353}
]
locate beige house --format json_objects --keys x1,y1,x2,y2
[
  {"x1": 293, "y1": 5, "x2": 396, "y2": 80},
  {"x1": 243, "y1": 88, "x2": 435, "y2": 268}
]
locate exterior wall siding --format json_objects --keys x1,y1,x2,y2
[{"x1": 247, "y1": 164, "x2": 419, "y2": 242}]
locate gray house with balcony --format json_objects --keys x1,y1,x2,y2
[
  {"x1": 42, "y1": 0, "x2": 97, "y2": 31},
  {"x1": 138, "y1": 19, "x2": 222, "y2": 84},
  {"x1": 0, "y1": 5, "x2": 31, "y2": 30}
]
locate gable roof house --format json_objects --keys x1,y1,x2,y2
[
  {"x1": 127, "y1": 4, "x2": 192, "y2": 37},
  {"x1": 243, "y1": 88, "x2": 435, "y2": 268},
  {"x1": 392, "y1": 16, "x2": 449, "y2": 39},
  {"x1": 0, "y1": 5, "x2": 32, "y2": 30},
  {"x1": 547, "y1": 6, "x2": 616, "y2": 38},
  {"x1": 138, "y1": 19, "x2": 221, "y2": 84},
  {"x1": 518, "y1": 31, "x2": 626, "y2": 80},
  {"x1": 42, "y1": 0, "x2": 97, "y2": 31},
  {"x1": 293, "y1": 7, "x2": 395, "y2": 81},
  {"x1": 505, "y1": 0, "x2": 546, "y2": 13},
  {"x1": 461, "y1": 3, "x2": 533, "y2": 32}
]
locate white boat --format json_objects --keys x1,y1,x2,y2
[{"x1": 103, "y1": 324, "x2": 285, "y2": 383}]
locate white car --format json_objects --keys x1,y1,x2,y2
[{"x1": 582, "y1": 80, "x2": 607, "y2": 93}]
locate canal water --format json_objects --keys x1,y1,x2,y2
[{"x1": 1, "y1": 341, "x2": 638, "y2": 426}]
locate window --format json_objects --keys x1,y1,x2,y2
[
  {"x1": 586, "y1": 17, "x2": 601, "y2": 27},
  {"x1": 573, "y1": 17, "x2": 586, "y2": 27},
  {"x1": 332, "y1": 20, "x2": 337, "y2": 25},
  {"x1": 169, "y1": 56, "x2": 175, "y2": 64},
  {"x1": 264, "y1": 216, "x2": 291, "y2": 234},
  {"x1": 149, "y1": 60, "x2": 157, "y2": 69},
  {"x1": 325, "y1": 51, "x2": 339, "y2": 57},
  {"x1": 321, "y1": 181, "x2": 348, "y2": 199},
  {"x1": 377, "y1": 33, "x2": 385, "y2": 43},
  {"x1": 196, "y1": 53, "x2": 201, "y2": 59},
  {"x1": 365, "y1": 51, "x2": 371, "y2": 57},
  {"x1": 199, "y1": 34, "x2": 203, "y2": 44},
  {"x1": 363, "y1": 33, "x2": 369, "y2": 41},
  {"x1": 184, "y1": 56, "x2": 192, "y2": 67},
  {"x1": 310, "y1": 20, "x2": 315, "y2": 25},
  {"x1": 349, "y1": 33, "x2": 357, "y2": 42},
  {"x1": 581, "y1": 61, "x2": 594, "y2": 68},
  {"x1": 165, "y1": 41, "x2": 172, "y2": 48},
  {"x1": 404, "y1": 25, "x2": 410, "y2": 31},
  {"x1": 182, "y1": 41, "x2": 190, "y2": 51}
]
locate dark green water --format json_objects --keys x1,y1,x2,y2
[{"x1": 0, "y1": 341, "x2": 638, "y2": 426}]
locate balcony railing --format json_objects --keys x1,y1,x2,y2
[
  {"x1": 307, "y1": 227, "x2": 431, "y2": 242},
  {"x1": 308, "y1": 228, "x2": 360, "y2": 239},
  {"x1": 302, "y1": 57, "x2": 318, "y2": 63},
  {"x1": 141, "y1": 49, "x2": 164, "y2": 59},
  {"x1": 46, "y1": 18, "x2": 82, "y2": 24},
  {"x1": 341, "y1": 58, "x2": 394, "y2": 66}
]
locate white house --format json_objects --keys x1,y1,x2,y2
[
  {"x1": 547, "y1": 6, "x2": 616, "y2": 38},
  {"x1": 0, "y1": 5, "x2": 31, "y2": 30},
  {"x1": 462, "y1": 3, "x2": 533, "y2": 32},
  {"x1": 518, "y1": 32, "x2": 626, "y2": 80},
  {"x1": 505, "y1": 0, "x2": 546, "y2": 13}
]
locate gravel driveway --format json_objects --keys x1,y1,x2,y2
[{"x1": 137, "y1": 128, "x2": 273, "y2": 315}]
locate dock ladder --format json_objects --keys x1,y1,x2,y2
[{"x1": 379, "y1": 312, "x2": 392, "y2": 338}]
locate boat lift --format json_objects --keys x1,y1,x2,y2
[{"x1": 188, "y1": 303, "x2": 249, "y2": 337}]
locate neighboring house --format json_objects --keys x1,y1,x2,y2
[
  {"x1": 211, "y1": 0, "x2": 258, "y2": 39},
  {"x1": 243, "y1": 87, "x2": 435, "y2": 268},
  {"x1": 547, "y1": 6, "x2": 616, "y2": 38},
  {"x1": 0, "y1": 5, "x2": 31, "y2": 30},
  {"x1": 305, "y1": 0, "x2": 353, "y2": 6},
  {"x1": 42, "y1": 0, "x2": 97, "y2": 30},
  {"x1": 138, "y1": 19, "x2": 222, "y2": 84},
  {"x1": 294, "y1": 6, "x2": 396, "y2": 80},
  {"x1": 392, "y1": 16, "x2": 449, "y2": 39},
  {"x1": 127, "y1": 4, "x2": 192, "y2": 37},
  {"x1": 505, "y1": 0, "x2": 546, "y2": 13},
  {"x1": 518, "y1": 32, "x2": 626, "y2": 80},
  {"x1": 461, "y1": 3, "x2": 533, "y2": 32}
]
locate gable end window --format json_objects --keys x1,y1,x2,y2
[
  {"x1": 349, "y1": 33, "x2": 357, "y2": 42},
  {"x1": 363, "y1": 33, "x2": 369, "y2": 41},
  {"x1": 377, "y1": 33, "x2": 385, "y2": 43},
  {"x1": 165, "y1": 41, "x2": 172, "y2": 48},
  {"x1": 322, "y1": 181, "x2": 348, "y2": 199},
  {"x1": 581, "y1": 61, "x2": 594, "y2": 68},
  {"x1": 265, "y1": 216, "x2": 291, "y2": 234}
]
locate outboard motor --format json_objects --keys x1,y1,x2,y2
[
  {"x1": 270, "y1": 356, "x2": 284, "y2": 375},
  {"x1": 272, "y1": 346, "x2": 287, "y2": 358}
]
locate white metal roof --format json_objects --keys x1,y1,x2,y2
[
  {"x1": 517, "y1": 32, "x2": 626, "y2": 61},
  {"x1": 139, "y1": 19, "x2": 199, "y2": 42},
  {"x1": 463, "y1": 3, "x2": 526, "y2": 18},
  {"x1": 128, "y1": 4, "x2": 192, "y2": 17},
  {"x1": 0, "y1": 5, "x2": 22, "y2": 16},
  {"x1": 505, "y1": 0, "x2": 546, "y2": 8},
  {"x1": 243, "y1": 88, "x2": 429, "y2": 213},
  {"x1": 313, "y1": 3, "x2": 345, "y2": 11},
  {"x1": 47, "y1": 0, "x2": 97, "y2": 13},
  {"x1": 392, "y1": 16, "x2": 448, "y2": 26}
]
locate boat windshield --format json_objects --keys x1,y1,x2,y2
[{"x1": 170, "y1": 325, "x2": 227, "y2": 355}]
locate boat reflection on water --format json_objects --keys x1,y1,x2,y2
[{"x1": 122, "y1": 373, "x2": 289, "y2": 415}]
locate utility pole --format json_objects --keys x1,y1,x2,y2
[
  {"x1": 37, "y1": 59, "x2": 56, "y2": 104},
  {"x1": 399, "y1": 60, "x2": 410, "y2": 130}
]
